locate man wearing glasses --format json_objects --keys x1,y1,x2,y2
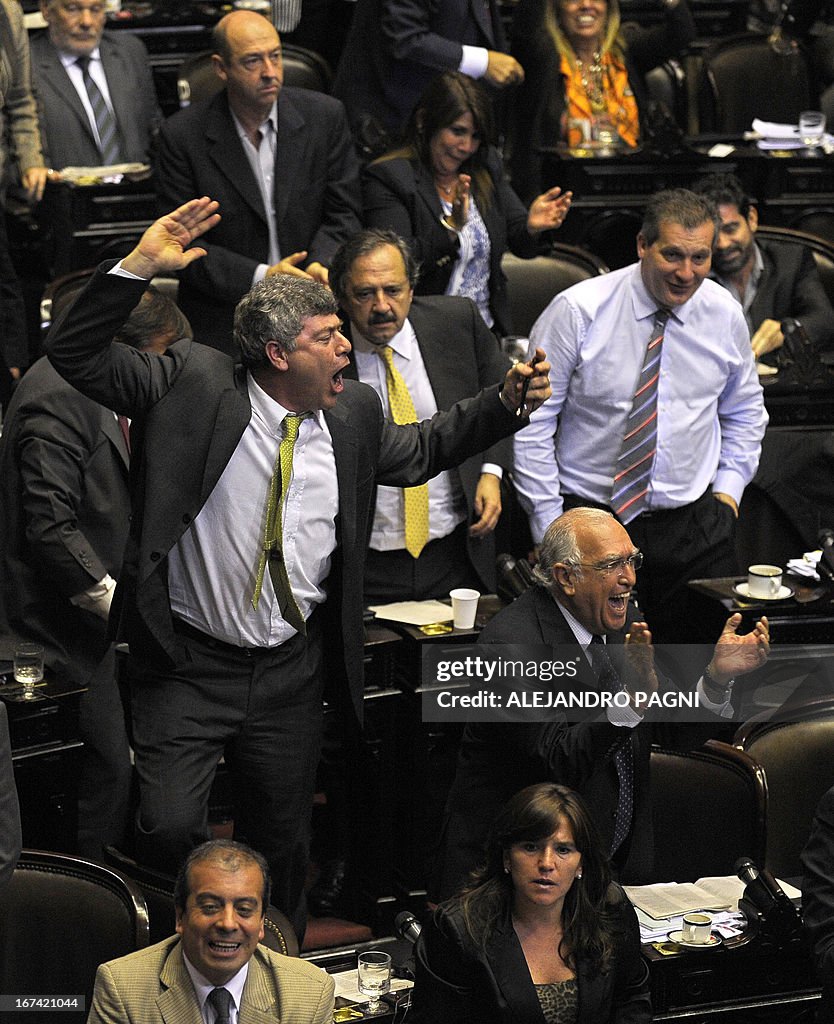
[
  {"x1": 434, "y1": 506, "x2": 769, "y2": 897},
  {"x1": 31, "y1": 0, "x2": 161, "y2": 170}
]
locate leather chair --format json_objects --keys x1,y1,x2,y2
[
  {"x1": 649, "y1": 741, "x2": 767, "y2": 883},
  {"x1": 733, "y1": 697, "x2": 834, "y2": 880},
  {"x1": 754, "y1": 224, "x2": 834, "y2": 308},
  {"x1": 177, "y1": 45, "x2": 333, "y2": 108},
  {"x1": 501, "y1": 245, "x2": 609, "y2": 337},
  {"x1": 698, "y1": 32, "x2": 816, "y2": 134},
  {"x1": 102, "y1": 846, "x2": 299, "y2": 956},
  {"x1": 0, "y1": 850, "x2": 149, "y2": 1021}
]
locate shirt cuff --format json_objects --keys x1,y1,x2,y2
[
  {"x1": 109, "y1": 261, "x2": 147, "y2": 281},
  {"x1": 480, "y1": 463, "x2": 503, "y2": 480},
  {"x1": 70, "y1": 573, "x2": 116, "y2": 621},
  {"x1": 711, "y1": 475, "x2": 744, "y2": 509},
  {"x1": 607, "y1": 701, "x2": 642, "y2": 728},
  {"x1": 697, "y1": 676, "x2": 735, "y2": 718},
  {"x1": 253, "y1": 264, "x2": 269, "y2": 285},
  {"x1": 459, "y1": 45, "x2": 489, "y2": 79}
]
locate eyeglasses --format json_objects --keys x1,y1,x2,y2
[{"x1": 578, "y1": 552, "x2": 643, "y2": 577}]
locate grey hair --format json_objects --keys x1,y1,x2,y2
[
  {"x1": 640, "y1": 188, "x2": 719, "y2": 248},
  {"x1": 233, "y1": 275, "x2": 338, "y2": 371},
  {"x1": 329, "y1": 229, "x2": 420, "y2": 306},
  {"x1": 173, "y1": 839, "x2": 271, "y2": 913},
  {"x1": 532, "y1": 507, "x2": 616, "y2": 588}
]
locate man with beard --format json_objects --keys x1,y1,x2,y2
[{"x1": 694, "y1": 173, "x2": 834, "y2": 363}]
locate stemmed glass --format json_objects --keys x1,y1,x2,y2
[{"x1": 357, "y1": 950, "x2": 392, "y2": 1015}]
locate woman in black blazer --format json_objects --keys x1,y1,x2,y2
[
  {"x1": 362, "y1": 72, "x2": 572, "y2": 337},
  {"x1": 410, "y1": 783, "x2": 651, "y2": 1023}
]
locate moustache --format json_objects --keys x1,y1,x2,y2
[{"x1": 369, "y1": 313, "x2": 397, "y2": 325}]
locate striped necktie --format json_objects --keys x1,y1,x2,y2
[
  {"x1": 378, "y1": 346, "x2": 429, "y2": 558},
  {"x1": 589, "y1": 635, "x2": 634, "y2": 856},
  {"x1": 252, "y1": 413, "x2": 307, "y2": 635},
  {"x1": 611, "y1": 309, "x2": 669, "y2": 523},
  {"x1": 76, "y1": 55, "x2": 122, "y2": 165}
]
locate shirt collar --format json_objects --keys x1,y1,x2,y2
[
  {"x1": 58, "y1": 46, "x2": 102, "y2": 70},
  {"x1": 246, "y1": 370, "x2": 325, "y2": 435},
  {"x1": 552, "y1": 596, "x2": 596, "y2": 649},
  {"x1": 182, "y1": 952, "x2": 249, "y2": 1020},
  {"x1": 350, "y1": 317, "x2": 416, "y2": 358},
  {"x1": 230, "y1": 102, "x2": 278, "y2": 145}
]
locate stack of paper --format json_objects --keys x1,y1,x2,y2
[
  {"x1": 787, "y1": 549, "x2": 822, "y2": 581},
  {"x1": 752, "y1": 118, "x2": 834, "y2": 150}
]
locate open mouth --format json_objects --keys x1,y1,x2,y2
[
  {"x1": 608, "y1": 592, "x2": 630, "y2": 613},
  {"x1": 208, "y1": 940, "x2": 241, "y2": 954},
  {"x1": 332, "y1": 369, "x2": 345, "y2": 393}
]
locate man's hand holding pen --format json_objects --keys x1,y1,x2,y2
[{"x1": 499, "y1": 347, "x2": 551, "y2": 417}]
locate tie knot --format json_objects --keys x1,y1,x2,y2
[
  {"x1": 654, "y1": 308, "x2": 671, "y2": 329},
  {"x1": 590, "y1": 634, "x2": 605, "y2": 645},
  {"x1": 76, "y1": 55, "x2": 90, "y2": 74},
  {"x1": 378, "y1": 346, "x2": 395, "y2": 369},
  {"x1": 207, "y1": 987, "x2": 233, "y2": 1024},
  {"x1": 281, "y1": 413, "x2": 306, "y2": 442}
]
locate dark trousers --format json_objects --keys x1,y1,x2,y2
[
  {"x1": 563, "y1": 490, "x2": 738, "y2": 644},
  {"x1": 363, "y1": 522, "x2": 481, "y2": 603},
  {"x1": 128, "y1": 617, "x2": 324, "y2": 939}
]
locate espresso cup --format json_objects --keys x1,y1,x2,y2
[
  {"x1": 747, "y1": 564, "x2": 782, "y2": 599},
  {"x1": 681, "y1": 912, "x2": 713, "y2": 944}
]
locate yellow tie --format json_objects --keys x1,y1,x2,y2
[
  {"x1": 252, "y1": 413, "x2": 306, "y2": 635},
  {"x1": 378, "y1": 346, "x2": 429, "y2": 558}
]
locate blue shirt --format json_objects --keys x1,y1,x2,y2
[{"x1": 514, "y1": 263, "x2": 768, "y2": 543}]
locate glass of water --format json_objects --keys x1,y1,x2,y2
[
  {"x1": 14, "y1": 642, "x2": 44, "y2": 699},
  {"x1": 357, "y1": 950, "x2": 391, "y2": 1015},
  {"x1": 800, "y1": 110, "x2": 826, "y2": 147}
]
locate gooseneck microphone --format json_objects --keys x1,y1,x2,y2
[
  {"x1": 394, "y1": 910, "x2": 422, "y2": 946},
  {"x1": 818, "y1": 528, "x2": 834, "y2": 584}
]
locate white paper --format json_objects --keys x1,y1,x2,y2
[{"x1": 367, "y1": 599, "x2": 454, "y2": 625}]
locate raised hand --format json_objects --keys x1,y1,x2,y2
[
  {"x1": 121, "y1": 197, "x2": 221, "y2": 279},
  {"x1": 500, "y1": 347, "x2": 551, "y2": 417},
  {"x1": 708, "y1": 613, "x2": 770, "y2": 684},
  {"x1": 624, "y1": 620, "x2": 659, "y2": 697},
  {"x1": 527, "y1": 186, "x2": 573, "y2": 234}
]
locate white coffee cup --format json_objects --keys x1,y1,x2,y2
[
  {"x1": 747, "y1": 564, "x2": 783, "y2": 599},
  {"x1": 450, "y1": 588, "x2": 480, "y2": 630},
  {"x1": 681, "y1": 912, "x2": 713, "y2": 944}
]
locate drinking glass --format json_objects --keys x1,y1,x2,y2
[
  {"x1": 14, "y1": 642, "x2": 44, "y2": 700},
  {"x1": 800, "y1": 110, "x2": 826, "y2": 147},
  {"x1": 357, "y1": 950, "x2": 391, "y2": 1015}
]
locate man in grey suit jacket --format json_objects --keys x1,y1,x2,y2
[
  {"x1": 46, "y1": 197, "x2": 550, "y2": 936},
  {"x1": 331, "y1": 229, "x2": 510, "y2": 601},
  {"x1": 0, "y1": 287, "x2": 186, "y2": 858},
  {"x1": 155, "y1": 10, "x2": 361, "y2": 355},
  {"x1": 88, "y1": 839, "x2": 334, "y2": 1024},
  {"x1": 31, "y1": 0, "x2": 161, "y2": 169}
]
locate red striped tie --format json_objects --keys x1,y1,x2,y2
[{"x1": 611, "y1": 309, "x2": 669, "y2": 523}]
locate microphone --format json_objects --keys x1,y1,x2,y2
[
  {"x1": 394, "y1": 910, "x2": 422, "y2": 946},
  {"x1": 735, "y1": 857, "x2": 796, "y2": 919},
  {"x1": 818, "y1": 528, "x2": 834, "y2": 584}
]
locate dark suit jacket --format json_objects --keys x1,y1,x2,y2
[
  {"x1": 410, "y1": 888, "x2": 651, "y2": 1023},
  {"x1": 749, "y1": 238, "x2": 834, "y2": 357},
  {"x1": 88, "y1": 935, "x2": 334, "y2": 1024},
  {"x1": 0, "y1": 703, "x2": 21, "y2": 894},
  {"x1": 0, "y1": 356, "x2": 130, "y2": 685},
  {"x1": 343, "y1": 294, "x2": 511, "y2": 590},
  {"x1": 362, "y1": 148, "x2": 538, "y2": 336},
  {"x1": 155, "y1": 88, "x2": 361, "y2": 354},
  {"x1": 45, "y1": 268, "x2": 523, "y2": 722},
  {"x1": 506, "y1": 0, "x2": 696, "y2": 202},
  {"x1": 29, "y1": 29, "x2": 162, "y2": 169},
  {"x1": 333, "y1": 0, "x2": 506, "y2": 137}
]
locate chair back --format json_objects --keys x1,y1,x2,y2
[
  {"x1": 178, "y1": 45, "x2": 332, "y2": 107},
  {"x1": 755, "y1": 224, "x2": 834, "y2": 308},
  {"x1": 649, "y1": 741, "x2": 767, "y2": 882},
  {"x1": 698, "y1": 32, "x2": 815, "y2": 134},
  {"x1": 501, "y1": 246, "x2": 608, "y2": 337},
  {"x1": 102, "y1": 846, "x2": 299, "y2": 956},
  {"x1": 734, "y1": 698, "x2": 834, "y2": 880},
  {"x1": 0, "y1": 850, "x2": 149, "y2": 1021}
]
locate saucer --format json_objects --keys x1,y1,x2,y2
[
  {"x1": 667, "y1": 930, "x2": 722, "y2": 949},
  {"x1": 733, "y1": 582, "x2": 794, "y2": 601}
]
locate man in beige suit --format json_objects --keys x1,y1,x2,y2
[{"x1": 87, "y1": 839, "x2": 334, "y2": 1024}]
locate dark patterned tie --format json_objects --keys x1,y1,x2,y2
[
  {"x1": 76, "y1": 55, "x2": 122, "y2": 165},
  {"x1": 611, "y1": 309, "x2": 670, "y2": 523},
  {"x1": 590, "y1": 635, "x2": 634, "y2": 856},
  {"x1": 207, "y1": 987, "x2": 233, "y2": 1024}
]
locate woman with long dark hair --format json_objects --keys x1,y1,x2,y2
[
  {"x1": 411, "y1": 783, "x2": 651, "y2": 1022},
  {"x1": 362, "y1": 71, "x2": 571, "y2": 336}
]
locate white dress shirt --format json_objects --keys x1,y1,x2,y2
[
  {"x1": 183, "y1": 954, "x2": 248, "y2": 1024},
  {"x1": 230, "y1": 104, "x2": 282, "y2": 278}
]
